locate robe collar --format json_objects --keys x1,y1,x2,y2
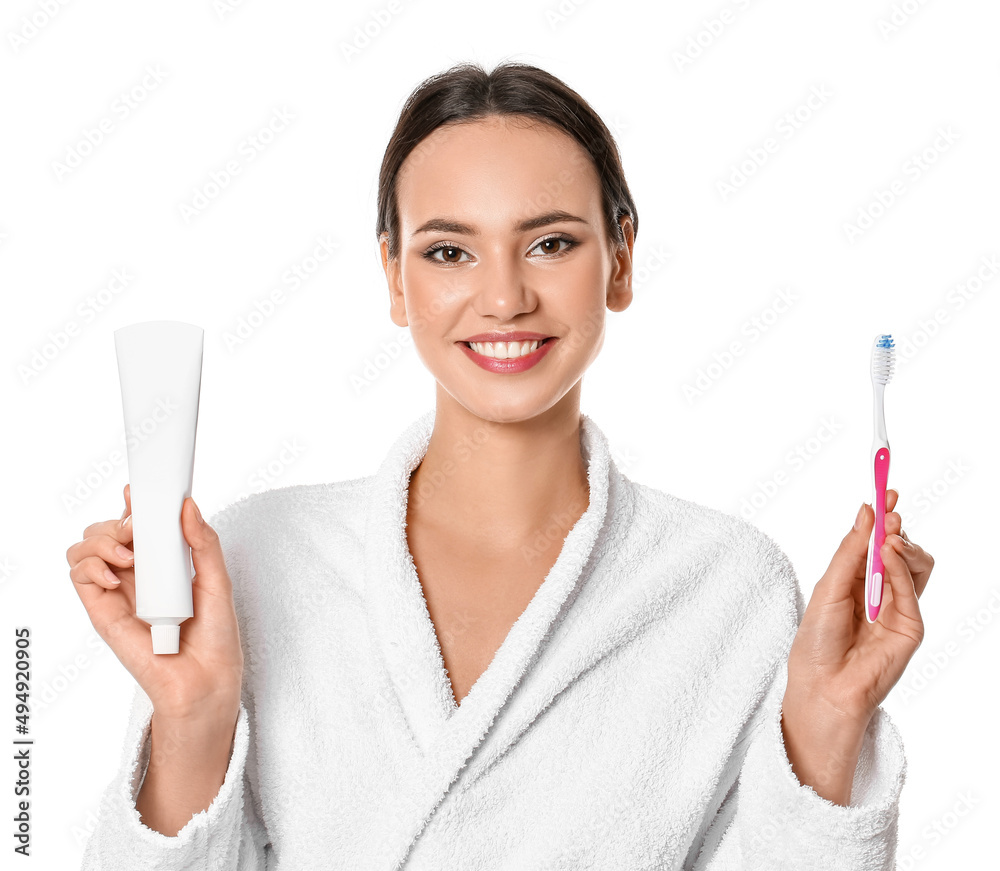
[
  {"x1": 365, "y1": 408, "x2": 613, "y2": 731},
  {"x1": 362, "y1": 407, "x2": 623, "y2": 864}
]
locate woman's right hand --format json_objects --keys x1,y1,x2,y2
[{"x1": 66, "y1": 484, "x2": 244, "y2": 724}]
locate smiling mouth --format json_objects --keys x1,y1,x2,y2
[{"x1": 461, "y1": 337, "x2": 555, "y2": 359}]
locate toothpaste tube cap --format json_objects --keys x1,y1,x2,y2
[{"x1": 151, "y1": 624, "x2": 181, "y2": 655}]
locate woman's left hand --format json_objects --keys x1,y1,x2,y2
[{"x1": 785, "y1": 489, "x2": 935, "y2": 731}]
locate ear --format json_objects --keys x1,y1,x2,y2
[
  {"x1": 380, "y1": 232, "x2": 409, "y2": 328},
  {"x1": 607, "y1": 215, "x2": 634, "y2": 314}
]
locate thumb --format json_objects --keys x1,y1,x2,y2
[
  {"x1": 182, "y1": 497, "x2": 232, "y2": 597},
  {"x1": 818, "y1": 502, "x2": 873, "y2": 598}
]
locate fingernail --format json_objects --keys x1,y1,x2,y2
[
  {"x1": 116, "y1": 544, "x2": 134, "y2": 561},
  {"x1": 120, "y1": 514, "x2": 131, "y2": 529},
  {"x1": 193, "y1": 499, "x2": 204, "y2": 525},
  {"x1": 104, "y1": 569, "x2": 121, "y2": 585},
  {"x1": 854, "y1": 503, "x2": 866, "y2": 530}
]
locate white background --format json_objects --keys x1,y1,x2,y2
[{"x1": 2, "y1": 0, "x2": 997, "y2": 866}]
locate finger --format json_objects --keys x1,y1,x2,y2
[
  {"x1": 879, "y1": 537, "x2": 924, "y2": 640},
  {"x1": 67, "y1": 533, "x2": 137, "y2": 575},
  {"x1": 183, "y1": 498, "x2": 232, "y2": 600},
  {"x1": 67, "y1": 543, "x2": 147, "y2": 658},
  {"x1": 68, "y1": 555, "x2": 135, "y2": 618},
  {"x1": 884, "y1": 510, "x2": 902, "y2": 538},
  {"x1": 119, "y1": 511, "x2": 133, "y2": 546},
  {"x1": 70, "y1": 554, "x2": 122, "y2": 592},
  {"x1": 76, "y1": 514, "x2": 135, "y2": 557},
  {"x1": 818, "y1": 502, "x2": 874, "y2": 597},
  {"x1": 885, "y1": 489, "x2": 898, "y2": 512},
  {"x1": 84, "y1": 513, "x2": 132, "y2": 544},
  {"x1": 887, "y1": 533, "x2": 934, "y2": 598},
  {"x1": 100, "y1": 533, "x2": 135, "y2": 571}
]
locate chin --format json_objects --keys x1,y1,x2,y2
[{"x1": 449, "y1": 390, "x2": 572, "y2": 426}]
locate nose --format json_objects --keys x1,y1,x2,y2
[{"x1": 468, "y1": 249, "x2": 538, "y2": 321}]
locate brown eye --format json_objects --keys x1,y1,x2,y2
[
  {"x1": 530, "y1": 236, "x2": 575, "y2": 256},
  {"x1": 423, "y1": 244, "x2": 471, "y2": 264}
]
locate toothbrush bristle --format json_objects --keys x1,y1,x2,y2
[{"x1": 872, "y1": 333, "x2": 895, "y2": 384}]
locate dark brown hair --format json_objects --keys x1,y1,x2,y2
[{"x1": 375, "y1": 60, "x2": 638, "y2": 262}]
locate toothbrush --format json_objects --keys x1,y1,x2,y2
[{"x1": 864, "y1": 334, "x2": 895, "y2": 624}]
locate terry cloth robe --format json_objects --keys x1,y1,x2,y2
[{"x1": 80, "y1": 408, "x2": 907, "y2": 871}]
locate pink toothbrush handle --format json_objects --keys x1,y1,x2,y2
[{"x1": 866, "y1": 447, "x2": 891, "y2": 622}]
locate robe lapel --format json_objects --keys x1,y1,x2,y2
[
  {"x1": 456, "y1": 455, "x2": 640, "y2": 792},
  {"x1": 364, "y1": 409, "x2": 457, "y2": 757},
  {"x1": 362, "y1": 408, "x2": 614, "y2": 866}
]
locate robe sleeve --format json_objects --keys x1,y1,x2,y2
[
  {"x1": 690, "y1": 653, "x2": 907, "y2": 870},
  {"x1": 79, "y1": 684, "x2": 270, "y2": 870}
]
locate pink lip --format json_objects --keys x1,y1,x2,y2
[{"x1": 458, "y1": 336, "x2": 557, "y2": 374}]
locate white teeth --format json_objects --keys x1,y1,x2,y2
[{"x1": 467, "y1": 339, "x2": 543, "y2": 359}]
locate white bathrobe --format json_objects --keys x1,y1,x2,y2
[{"x1": 80, "y1": 409, "x2": 906, "y2": 870}]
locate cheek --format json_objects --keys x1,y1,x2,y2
[
  {"x1": 550, "y1": 257, "x2": 609, "y2": 333},
  {"x1": 564, "y1": 245, "x2": 609, "y2": 289},
  {"x1": 399, "y1": 264, "x2": 466, "y2": 341}
]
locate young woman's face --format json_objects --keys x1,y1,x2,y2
[{"x1": 381, "y1": 114, "x2": 633, "y2": 423}]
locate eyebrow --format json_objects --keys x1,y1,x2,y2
[{"x1": 410, "y1": 210, "x2": 589, "y2": 239}]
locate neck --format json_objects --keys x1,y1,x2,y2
[{"x1": 407, "y1": 388, "x2": 590, "y2": 548}]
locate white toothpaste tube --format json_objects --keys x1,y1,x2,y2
[{"x1": 114, "y1": 321, "x2": 204, "y2": 654}]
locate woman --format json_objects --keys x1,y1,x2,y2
[{"x1": 70, "y1": 61, "x2": 933, "y2": 869}]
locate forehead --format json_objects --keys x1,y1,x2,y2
[{"x1": 396, "y1": 116, "x2": 602, "y2": 226}]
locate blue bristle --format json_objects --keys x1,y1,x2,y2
[{"x1": 872, "y1": 333, "x2": 895, "y2": 384}]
